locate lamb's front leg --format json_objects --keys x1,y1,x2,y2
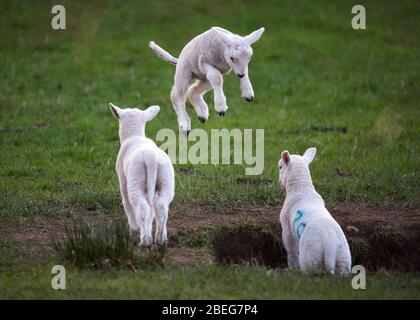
[
  {"x1": 203, "y1": 64, "x2": 228, "y2": 116},
  {"x1": 281, "y1": 218, "x2": 299, "y2": 269},
  {"x1": 240, "y1": 71, "x2": 254, "y2": 102}
]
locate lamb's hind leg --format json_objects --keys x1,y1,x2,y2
[
  {"x1": 123, "y1": 199, "x2": 139, "y2": 236},
  {"x1": 119, "y1": 175, "x2": 139, "y2": 235},
  {"x1": 299, "y1": 237, "x2": 324, "y2": 273},
  {"x1": 154, "y1": 193, "x2": 169, "y2": 246},
  {"x1": 171, "y1": 68, "x2": 193, "y2": 135},
  {"x1": 133, "y1": 195, "x2": 153, "y2": 247},
  {"x1": 187, "y1": 79, "x2": 211, "y2": 123},
  {"x1": 336, "y1": 245, "x2": 352, "y2": 275},
  {"x1": 127, "y1": 177, "x2": 152, "y2": 246},
  {"x1": 153, "y1": 165, "x2": 174, "y2": 247}
]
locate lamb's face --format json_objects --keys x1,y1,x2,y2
[
  {"x1": 212, "y1": 27, "x2": 265, "y2": 78},
  {"x1": 224, "y1": 41, "x2": 253, "y2": 78},
  {"x1": 278, "y1": 148, "x2": 317, "y2": 187}
]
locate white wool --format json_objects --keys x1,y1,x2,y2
[
  {"x1": 149, "y1": 26, "x2": 265, "y2": 134},
  {"x1": 109, "y1": 103, "x2": 175, "y2": 247},
  {"x1": 279, "y1": 147, "x2": 351, "y2": 274}
]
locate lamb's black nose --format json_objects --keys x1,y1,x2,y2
[{"x1": 237, "y1": 74, "x2": 245, "y2": 78}]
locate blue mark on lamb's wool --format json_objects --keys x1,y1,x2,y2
[{"x1": 292, "y1": 209, "x2": 307, "y2": 239}]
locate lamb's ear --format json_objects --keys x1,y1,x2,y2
[
  {"x1": 109, "y1": 103, "x2": 121, "y2": 119},
  {"x1": 303, "y1": 147, "x2": 316, "y2": 165},
  {"x1": 144, "y1": 105, "x2": 160, "y2": 122},
  {"x1": 212, "y1": 27, "x2": 232, "y2": 44},
  {"x1": 281, "y1": 150, "x2": 291, "y2": 166},
  {"x1": 244, "y1": 27, "x2": 265, "y2": 45}
]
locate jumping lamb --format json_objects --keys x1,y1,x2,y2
[
  {"x1": 278, "y1": 147, "x2": 351, "y2": 274},
  {"x1": 109, "y1": 102, "x2": 175, "y2": 247},
  {"x1": 149, "y1": 26, "x2": 265, "y2": 135}
]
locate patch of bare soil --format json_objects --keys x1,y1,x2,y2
[
  {"x1": 1, "y1": 203, "x2": 419, "y2": 270},
  {"x1": 165, "y1": 248, "x2": 212, "y2": 264}
]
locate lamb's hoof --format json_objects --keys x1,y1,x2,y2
[
  {"x1": 198, "y1": 116, "x2": 207, "y2": 123},
  {"x1": 139, "y1": 240, "x2": 153, "y2": 251},
  {"x1": 180, "y1": 128, "x2": 191, "y2": 136},
  {"x1": 139, "y1": 236, "x2": 153, "y2": 249},
  {"x1": 129, "y1": 230, "x2": 140, "y2": 245},
  {"x1": 244, "y1": 96, "x2": 254, "y2": 102},
  {"x1": 217, "y1": 111, "x2": 225, "y2": 117},
  {"x1": 156, "y1": 242, "x2": 168, "y2": 252}
]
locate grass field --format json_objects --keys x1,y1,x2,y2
[{"x1": 0, "y1": 0, "x2": 419, "y2": 299}]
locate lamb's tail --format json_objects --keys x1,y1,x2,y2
[
  {"x1": 148, "y1": 41, "x2": 178, "y2": 65},
  {"x1": 144, "y1": 152, "x2": 158, "y2": 207},
  {"x1": 324, "y1": 245, "x2": 337, "y2": 275}
]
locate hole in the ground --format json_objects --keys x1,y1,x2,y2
[
  {"x1": 212, "y1": 225, "x2": 287, "y2": 268},
  {"x1": 211, "y1": 224, "x2": 420, "y2": 271},
  {"x1": 350, "y1": 225, "x2": 419, "y2": 272}
]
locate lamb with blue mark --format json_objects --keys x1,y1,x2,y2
[
  {"x1": 278, "y1": 147, "x2": 351, "y2": 274},
  {"x1": 292, "y1": 209, "x2": 306, "y2": 239}
]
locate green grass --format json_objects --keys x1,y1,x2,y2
[
  {"x1": 0, "y1": 0, "x2": 419, "y2": 299},
  {"x1": 1, "y1": 256, "x2": 419, "y2": 299},
  {"x1": 53, "y1": 218, "x2": 137, "y2": 268},
  {"x1": 51, "y1": 217, "x2": 167, "y2": 270},
  {"x1": 0, "y1": 0, "x2": 419, "y2": 217}
]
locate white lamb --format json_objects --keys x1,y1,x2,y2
[
  {"x1": 109, "y1": 102, "x2": 175, "y2": 247},
  {"x1": 278, "y1": 147, "x2": 351, "y2": 274},
  {"x1": 149, "y1": 26, "x2": 265, "y2": 135}
]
